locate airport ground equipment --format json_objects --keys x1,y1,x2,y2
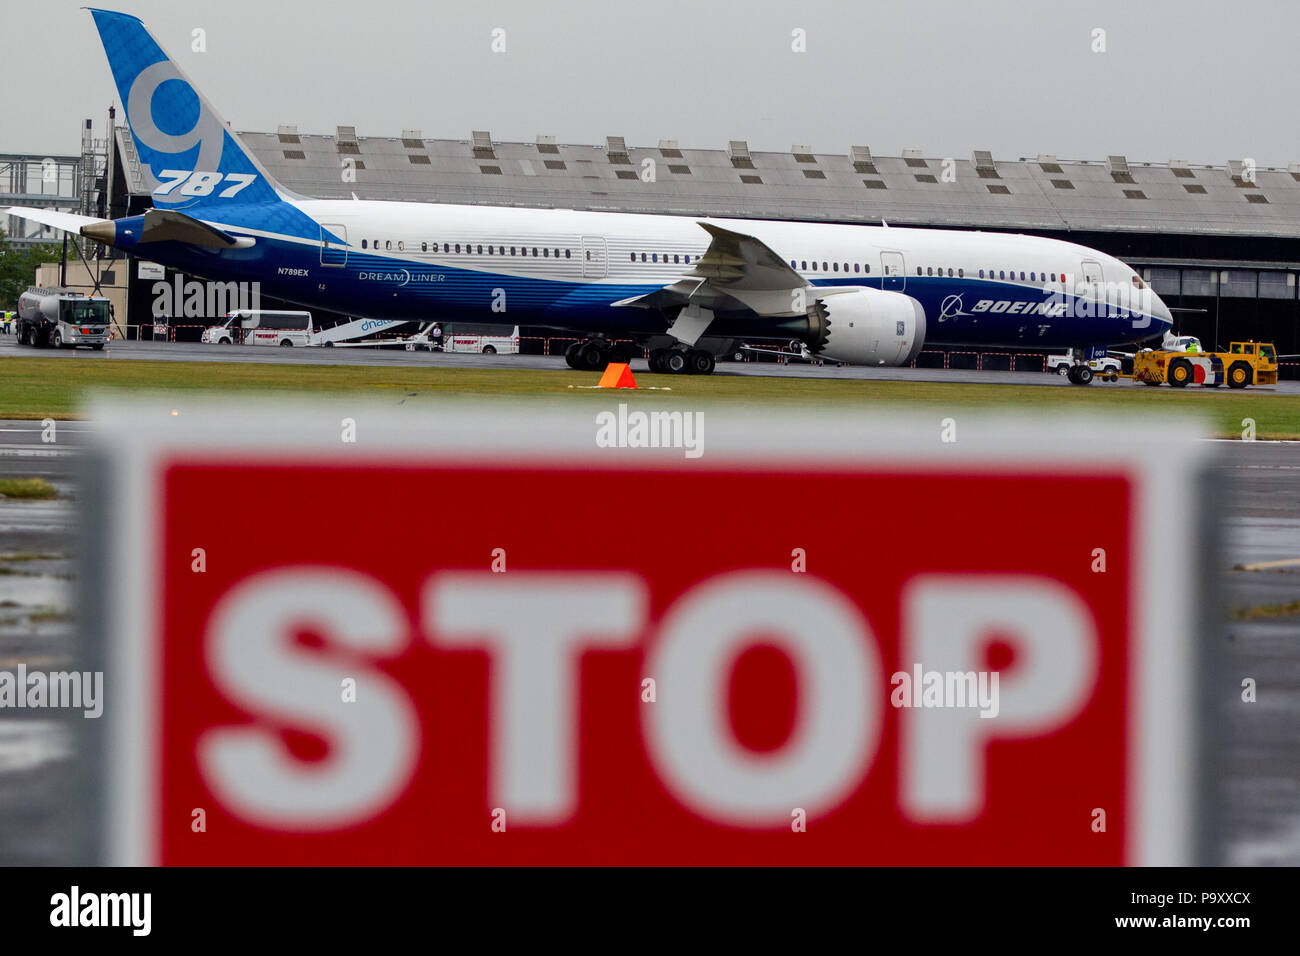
[
  {"x1": 1132, "y1": 340, "x2": 1277, "y2": 388},
  {"x1": 1047, "y1": 351, "x2": 1122, "y2": 382},
  {"x1": 15, "y1": 286, "x2": 110, "y2": 349}
]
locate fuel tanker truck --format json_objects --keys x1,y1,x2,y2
[{"x1": 16, "y1": 287, "x2": 111, "y2": 349}]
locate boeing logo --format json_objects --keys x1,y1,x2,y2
[
  {"x1": 939, "y1": 294, "x2": 972, "y2": 322},
  {"x1": 971, "y1": 299, "x2": 1070, "y2": 317}
]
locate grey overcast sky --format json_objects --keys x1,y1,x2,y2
[{"x1": 2, "y1": 0, "x2": 1297, "y2": 166}]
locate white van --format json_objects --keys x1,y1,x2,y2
[
  {"x1": 201, "y1": 310, "x2": 314, "y2": 347},
  {"x1": 441, "y1": 326, "x2": 520, "y2": 355}
]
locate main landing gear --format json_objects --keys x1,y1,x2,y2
[
  {"x1": 564, "y1": 338, "x2": 717, "y2": 375},
  {"x1": 564, "y1": 338, "x2": 633, "y2": 371},
  {"x1": 648, "y1": 347, "x2": 714, "y2": 375}
]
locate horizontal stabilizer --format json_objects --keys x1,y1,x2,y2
[
  {"x1": 138, "y1": 209, "x2": 252, "y2": 249},
  {"x1": 2, "y1": 206, "x2": 108, "y2": 236}
]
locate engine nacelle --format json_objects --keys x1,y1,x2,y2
[{"x1": 814, "y1": 289, "x2": 926, "y2": 366}]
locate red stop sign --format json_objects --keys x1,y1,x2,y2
[{"x1": 93, "y1": 404, "x2": 1208, "y2": 865}]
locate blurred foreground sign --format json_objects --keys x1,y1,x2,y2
[{"x1": 87, "y1": 401, "x2": 1210, "y2": 865}]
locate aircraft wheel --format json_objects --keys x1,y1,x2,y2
[
  {"x1": 608, "y1": 343, "x2": 632, "y2": 365},
  {"x1": 688, "y1": 349, "x2": 715, "y2": 375},
  {"x1": 648, "y1": 349, "x2": 666, "y2": 372},
  {"x1": 1070, "y1": 365, "x2": 1093, "y2": 386},
  {"x1": 664, "y1": 350, "x2": 688, "y2": 374},
  {"x1": 564, "y1": 342, "x2": 583, "y2": 369},
  {"x1": 579, "y1": 341, "x2": 608, "y2": 370}
]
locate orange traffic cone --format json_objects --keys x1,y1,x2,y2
[{"x1": 597, "y1": 362, "x2": 638, "y2": 389}]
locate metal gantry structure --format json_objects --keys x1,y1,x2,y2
[{"x1": 1, "y1": 116, "x2": 107, "y2": 249}]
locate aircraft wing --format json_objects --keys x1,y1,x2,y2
[
  {"x1": 689, "y1": 222, "x2": 804, "y2": 291},
  {"x1": 3, "y1": 206, "x2": 108, "y2": 236},
  {"x1": 612, "y1": 222, "x2": 810, "y2": 317}
]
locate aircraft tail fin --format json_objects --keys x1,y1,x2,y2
[{"x1": 87, "y1": 8, "x2": 296, "y2": 211}]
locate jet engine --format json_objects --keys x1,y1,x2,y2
[{"x1": 814, "y1": 289, "x2": 926, "y2": 366}]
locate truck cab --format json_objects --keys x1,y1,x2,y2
[
  {"x1": 1226, "y1": 341, "x2": 1279, "y2": 386},
  {"x1": 1230, "y1": 341, "x2": 1276, "y2": 361}
]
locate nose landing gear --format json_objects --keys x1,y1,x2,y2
[{"x1": 1057, "y1": 347, "x2": 1099, "y2": 386}]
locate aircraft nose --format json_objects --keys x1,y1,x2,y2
[{"x1": 1150, "y1": 293, "x2": 1174, "y2": 334}]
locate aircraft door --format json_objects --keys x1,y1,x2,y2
[
  {"x1": 881, "y1": 251, "x2": 906, "y2": 291},
  {"x1": 321, "y1": 224, "x2": 348, "y2": 267},
  {"x1": 1081, "y1": 258, "x2": 1103, "y2": 303},
  {"x1": 581, "y1": 236, "x2": 607, "y2": 278}
]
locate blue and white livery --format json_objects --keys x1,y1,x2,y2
[{"x1": 5, "y1": 9, "x2": 1174, "y2": 380}]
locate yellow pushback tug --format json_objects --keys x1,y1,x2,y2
[{"x1": 1132, "y1": 340, "x2": 1278, "y2": 388}]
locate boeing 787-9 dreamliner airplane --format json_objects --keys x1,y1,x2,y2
[{"x1": 5, "y1": 9, "x2": 1173, "y2": 382}]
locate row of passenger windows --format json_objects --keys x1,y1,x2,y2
[
  {"x1": 790, "y1": 260, "x2": 873, "y2": 274},
  {"x1": 630, "y1": 252, "x2": 696, "y2": 264},
  {"x1": 784, "y1": 261, "x2": 1065, "y2": 281},
  {"x1": 917, "y1": 267, "x2": 1065, "y2": 282},
  {"x1": 360, "y1": 238, "x2": 574, "y2": 258},
  {"x1": 355, "y1": 238, "x2": 1068, "y2": 284}
]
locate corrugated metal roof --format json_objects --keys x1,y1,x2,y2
[{"x1": 136, "y1": 129, "x2": 1300, "y2": 239}]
